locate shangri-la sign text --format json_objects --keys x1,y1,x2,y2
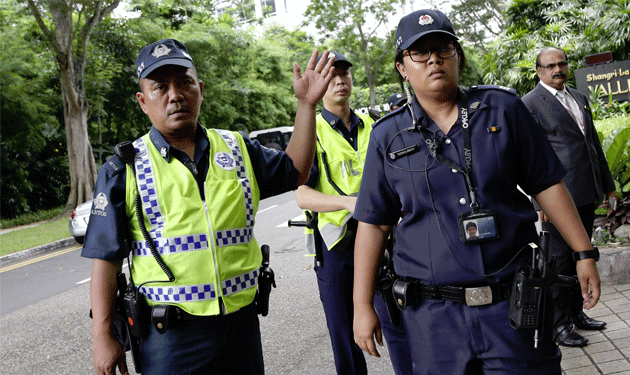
[{"x1": 576, "y1": 60, "x2": 630, "y2": 102}]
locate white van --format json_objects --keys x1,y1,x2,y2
[{"x1": 248, "y1": 126, "x2": 294, "y2": 151}]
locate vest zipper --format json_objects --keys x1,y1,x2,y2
[{"x1": 203, "y1": 185, "x2": 225, "y2": 314}]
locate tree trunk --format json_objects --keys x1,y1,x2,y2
[
  {"x1": 25, "y1": 0, "x2": 119, "y2": 213},
  {"x1": 60, "y1": 59, "x2": 97, "y2": 212}
]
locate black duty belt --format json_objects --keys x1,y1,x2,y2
[
  {"x1": 393, "y1": 278, "x2": 511, "y2": 310},
  {"x1": 150, "y1": 304, "x2": 246, "y2": 334}
]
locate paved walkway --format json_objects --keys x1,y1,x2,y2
[{"x1": 561, "y1": 283, "x2": 630, "y2": 374}]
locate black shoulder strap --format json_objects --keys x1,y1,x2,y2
[
  {"x1": 317, "y1": 137, "x2": 348, "y2": 196},
  {"x1": 115, "y1": 141, "x2": 175, "y2": 283},
  {"x1": 114, "y1": 141, "x2": 137, "y2": 171}
]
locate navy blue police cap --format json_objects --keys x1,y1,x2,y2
[
  {"x1": 136, "y1": 39, "x2": 194, "y2": 80},
  {"x1": 316, "y1": 51, "x2": 353, "y2": 69},
  {"x1": 395, "y1": 10, "x2": 458, "y2": 54},
  {"x1": 388, "y1": 93, "x2": 407, "y2": 108}
]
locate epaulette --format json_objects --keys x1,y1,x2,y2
[
  {"x1": 372, "y1": 105, "x2": 406, "y2": 128},
  {"x1": 469, "y1": 84, "x2": 518, "y2": 96},
  {"x1": 102, "y1": 154, "x2": 127, "y2": 176}
]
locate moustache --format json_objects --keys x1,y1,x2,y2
[{"x1": 552, "y1": 72, "x2": 566, "y2": 79}]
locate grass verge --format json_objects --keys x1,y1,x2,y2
[{"x1": 0, "y1": 215, "x2": 70, "y2": 257}]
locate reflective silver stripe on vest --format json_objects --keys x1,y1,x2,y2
[
  {"x1": 132, "y1": 233, "x2": 209, "y2": 256},
  {"x1": 139, "y1": 283, "x2": 217, "y2": 303},
  {"x1": 214, "y1": 129, "x2": 255, "y2": 247},
  {"x1": 133, "y1": 138, "x2": 165, "y2": 239},
  {"x1": 221, "y1": 269, "x2": 259, "y2": 296}
]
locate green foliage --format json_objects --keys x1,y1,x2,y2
[
  {"x1": 596, "y1": 116, "x2": 630, "y2": 139},
  {"x1": 178, "y1": 22, "x2": 296, "y2": 132},
  {"x1": 0, "y1": 206, "x2": 65, "y2": 229},
  {"x1": 350, "y1": 83, "x2": 400, "y2": 111},
  {"x1": 594, "y1": 116, "x2": 630, "y2": 234},
  {"x1": 1, "y1": 2, "x2": 69, "y2": 219},
  {"x1": 589, "y1": 87, "x2": 630, "y2": 121},
  {"x1": 601, "y1": 125, "x2": 630, "y2": 193},
  {"x1": 130, "y1": 0, "x2": 217, "y2": 29},
  {"x1": 482, "y1": 0, "x2": 630, "y2": 95},
  {"x1": 448, "y1": 0, "x2": 505, "y2": 53},
  {"x1": 0, "y1": 211, "x2": 69, "y2": 256}
]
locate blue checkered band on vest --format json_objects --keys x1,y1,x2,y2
[
  {"x1": 133, "y1": 138, "x2": 165, "y2": 239},
  {"x1": 221, "y1": 269, "x2": 259, "y2": 296},
  {"x1": 139, "y1": 283, "x2": 217, "y2": 303},
  {"x1": 214, "y1": 129, "x2": 255, "y2": 247},
  {"x1": 132, "y1": 233, "x2": 209, "y2": 256}
]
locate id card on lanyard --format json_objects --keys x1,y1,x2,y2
[{"x1": 418, "y1": 89, "x2": 500, "y2": 244}]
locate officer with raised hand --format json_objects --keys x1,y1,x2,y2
[
  {"x1": 295, "y1": 51, "x2": 412, "y2": 375},
  {"x1": 82, "y1": 38, "x2": 335, "y2": 375},
  {"x1": 352, "y1": 10, "x2": 601, "y2": 374}
]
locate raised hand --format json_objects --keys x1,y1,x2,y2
[{"x1": 292, "y1": 50, "x2": 335, "y2": 107}]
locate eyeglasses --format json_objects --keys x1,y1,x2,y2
[
  {"x1": 538, "y1": 61, "x2": 568, "y2": 70},
  {"x1": 404, "y1": 44, "x2": 456, "y2": 63}
]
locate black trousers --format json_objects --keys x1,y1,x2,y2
[{"x1": 541, "y1": 203, "x2": 595, "y2": 328}]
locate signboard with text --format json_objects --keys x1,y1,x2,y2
[{"x1": 575, "y1": 60, "x2": 630, "y2": 102}]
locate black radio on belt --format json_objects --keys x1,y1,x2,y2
[
  {"x1": 508, "y1": 234, "x2": 578, "y2": 350},
  {"x1": 123, "y1": 282, "x2": 149, "y2": 339},
  {"x1": 509, "y1": 266, "x2": 543, "y2": 329}
]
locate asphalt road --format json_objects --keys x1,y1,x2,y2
[{"x1": 0, "y1": 192, "x2": 396, "y2": 374}]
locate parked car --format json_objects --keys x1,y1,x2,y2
[
  {"x1": 69, "y1": 199, "x2": 92, "y2": 244},
  {"x1": 249, "y1": 126, "x2": 293, "y2": 151}
]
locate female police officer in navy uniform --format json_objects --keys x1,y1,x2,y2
[{"x1": 352, "y1": 10, "x2": 602, "y2": 374}]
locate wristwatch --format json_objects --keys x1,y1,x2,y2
[{"x1": 572, "y1": 247, "x2": 600, "y2": 262}]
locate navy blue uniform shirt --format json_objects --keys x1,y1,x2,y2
[
  {"x1": 82, "y1": 125, "x2": 299, "y2": 261},
  {"x1": 353, "y1": 86, "x2": 566, "y2": 285},
  {"x1": 305, "y1": 107, "x2": 364, "y2": 189}
]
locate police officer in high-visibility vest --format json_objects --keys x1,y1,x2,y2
[
  {"x1": 295, "y1": 52, "x2": 412, "y2": 375},
  {"x1": 82, "y1": 39, "x2": 335, "y2": 375}
]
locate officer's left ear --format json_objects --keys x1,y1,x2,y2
[{"x1": 199, "y1": 80, "x2": 204, "y2": 101}]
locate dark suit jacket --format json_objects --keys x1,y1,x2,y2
[{"x1": 522, "y1": 83, "x2": 615, "y2": 208}]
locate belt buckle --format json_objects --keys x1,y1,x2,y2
[{"x1": 464, "y1": 286, "x2": 492, "y2": 306}]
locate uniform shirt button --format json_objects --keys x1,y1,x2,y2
[
  {"x1": 452, "y1": 168, "x2": 458, "y2": 173},
  {"x1": 459, "y1": 198, "x2": 467, "y2": 205},
  {"x1": 445, "y1": 138, "x2": 452, "y2": 145}
]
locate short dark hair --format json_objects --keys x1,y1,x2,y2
[
  {"x1": 466, "y1": 221, "x2": 477, "y2": 230},
  {"x1": 536, "y1": 47, "x2": 568, "y2": 68}
]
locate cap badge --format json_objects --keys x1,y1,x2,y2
[
  {"x1": 418, "y1": 15, "x2": 434, "y2": 26},
  {"x1": 152, "y1": 44, "x2": 171, "y2": 59}
]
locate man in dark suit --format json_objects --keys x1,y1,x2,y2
[{"x1": 522, "y1": 46, "x2": 617, "y2": 347}]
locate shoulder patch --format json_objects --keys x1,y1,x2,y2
[
  {"x1": 372, "y1": 106, "x2": 405, "y2": 128},
  {"x1": 469, "y1": 84, "x2": 517, "y2": 96},
  {"x1": 102, "y1": 154, "x2": 127, "y2": 176}
]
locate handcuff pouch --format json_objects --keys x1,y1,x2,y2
[{"x1": 392, "y1": 278, "x2": 416, "y2": 311}]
